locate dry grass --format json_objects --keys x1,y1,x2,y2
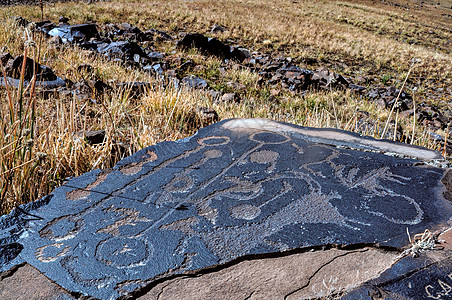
[
  {"x1": 4, "y1": 0, "x2": 451, "y2": 76},
  {"x1": 0, "y1": 0, "x2": 450, "y2": 213}
]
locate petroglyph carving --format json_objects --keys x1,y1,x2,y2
[
  {"x1": 39, "y1": 215, "x2": 85, "y2": 242},
  {"x1": 120, "y1": 151, "x2": 158, "y2": 175},
  {"x1": 17, "y1": 124, "x2": 447, "y2": 299},
  {"x1": 66, "y1": 170, "x2": 111, "y2": 200},
  {"x1": 96, "y1": 206, "x2": 151, "y2": 236},
  {"x1": 423, "y1": 271, "x2": 452, "y2": 299},
  {"x1": 249, "y1": 150, "x2": 279, "y2": 172},
  {"x1": 35, "y1": 243, "x2": 70, "y2": 263},
  {"x1": 230, "y1": 204, "x2": 261, "y2": 220}
]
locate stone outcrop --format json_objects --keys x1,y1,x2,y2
[
  {"x1": 0, "y1": 119, "x2": 451, "y2": 299},
  {"x1": 0, "y1": 53, "x2": 66, "y2": 89}
]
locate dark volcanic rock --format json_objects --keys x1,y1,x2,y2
[
  {"x1": 74, "y1": 129, "x2": 106, "y2": 145},
  {"x1": 194, "y1": 106, "x2": 220, "y2": 126},
  {"x1": 35, "y1": 20, "x2": 55, "y2": 34},
  {"x1": 0, "y1": 54, "x2": 66, "y2": 89},
  {"x1": 181, "y1": 75, "x2": 208, "y2": 89},
  {"x1": 368, "y1": 86, "x2": 413, "y2": 111},
  {"x1": 48, "y1": 23, "x2": 98, "y2": 43},
  {"x1": 142, "y1": 28, "x2": 174, "y2": 41},
  {"x1": 416, "y1": 103, "x2": 450, "y2": 130},
  {"x1": 177, "y1": 33, "x2": 249, "y2": 62},
  {"x1": 349, "y1": 83, "x2": 367, "y2": 94},
  {"x1": 0, "y1": 243, "x2": 22, "y2": 266},
  {"x1": 177, "y1": 33, "x2": 210, "y2": 52},
  {"x1": 210, "y1": 24, "x2": 226, "y2": 33},
  {"x1": 278, "y1": 64, "x2": 314, "y2": 90},
  {"x1": 0, "y1": 195, "x2": 52, "y2": 271},
  {"x1": 5, "y1": 55, "x2": 57, "y2": 81},
  {"x1": 256, "y1": 58, "x2": 320, "y2": 92},
  {"x1": 60, "y1": 79, "x2": 111, "y2": 101},
  {"x1": 97, "y1": 41, "x2": 148, "y2": 63},
  {"x1": 207, "y1": 37, "x2": 232, "y2": 58},
  {"x1": 312, "y1": 67, "x2": 349, "y2": 89},
  {"x1": 146, "y1": 51, "x2": 164, "y2": 61},
  {"x1": 0, "y1": 119, "x2": 451, "y2": 299},
  {"x1": 230, "y1": 46, "x2": 251, "y2": 62}
]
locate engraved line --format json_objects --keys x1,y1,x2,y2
[{"x1": 144, "y1": 138, "x2": 264, "y2": 233}]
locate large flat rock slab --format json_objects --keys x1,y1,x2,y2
[
  {"x1": 0, "y1": 263, "x2": 73, "y2": 299},
  {"x1": 137, "y1": 247, "x2": 398, "y2": 300},
  {"x1": 0, "y1": 118, "x2": 451, "y2": 299}
]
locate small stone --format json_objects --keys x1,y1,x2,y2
[
  {"x1": 211, "y1": 24, "x2": 226, "y2": 33},
  {"x1": 220, "y1": 92, "x2": 240, "y2": 103},
  {"x1": 367, "y1": 86, "x2": 412, "y2": 111},
  {"x1": 152, "y1": 63, "x2": 164, "y2": 76},
  {"x1": 142, "y1": 29, "x2": 173, "y2": 41},
  {"x1": 48, "y1": 23, "x2": 98, "y2": 43},
  {"x1": 147, "y1": 52, "x2": 164, "y2": 61},
  {"x1": 35, "y1": 20, "x2": 55, "y2": 34},
  {"x1": 349, "y1": 84, "x2": 366, "y2": 93},
  {"x1": 76, "y1": 63, "x2": 94, "y2": 74},
  {"x1": 0, "y1": 52, "x2": 12, "y2": 66},
  {"x1": 58, "y1": 16, "x2": 69, "y2": 24},
  {"x1": 207, "y1": 37, "x2": 231, "y2": 58},
  {"x1": 270, "y1": 89, "x2": 280, "y2": 96},
  {"x1": 232, "y1": 47, "x2": 251, "y2": 61},
  {"x1": 177, "y1": 33, "x2": 209, "y2": 51},
  {"x1": 226, "y1": 81, "x2": 246, "y2": 91},
  {"x1": 312, "y1": 67, "x2": 349, "y2": 89},
  {"x1": 74, "y1": 129, "x2": 106, "y2": 145},
  {"x1": 181, "y1": 75, "x2": 208, "y2": 89},
  {"x1": 5, "y1": 55, "x2": 57, "y2": 81},
  {"x1": 177, "y1": 33, "x2": 241, "y2": 60},
  {"x1": 196, "y1": 107, "x2": 220, "y2": 125},
  {"x1": 97, "y1": 41, "x2": 147, "y2": 63}
]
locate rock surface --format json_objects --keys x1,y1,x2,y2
[
  {"x1": 0, "y1": 53, "x2": 66, "y2": 89},
  {"x1": 138, "y1": 247, "x2": 398, "y2": 300},
  {"x1": 0, "y1": 118, "x2": 451, "y2": 299},
  {"x1": 0, "y1": 263, "x2": 72, "y2": 299}
]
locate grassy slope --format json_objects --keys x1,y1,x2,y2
[
  {"x1": 4, "y1": 0, "x2": 451, "y2": 81},
  {"x1": 0, "y1": 0, "x2": 451, "y2": 213}
]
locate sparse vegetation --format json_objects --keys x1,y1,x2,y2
[
  {"x1": 0, "y1": 0, "x2": 451, "y2": 214},
  {"x1": 402, "y1": 228, "x2": 437, "y2": 258}
]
